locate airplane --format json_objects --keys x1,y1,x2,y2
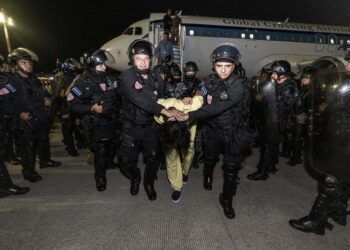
[{"x1": 100, "y1": 13, "x2": 350, "y2": 79}]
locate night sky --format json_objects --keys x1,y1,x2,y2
[{"x1": 1, "y1": 0, "x2": 350, "y2": 72}]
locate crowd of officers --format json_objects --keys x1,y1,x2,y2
[{"x1": 0, "y1": 40, "x2": 349, "y2": 235}]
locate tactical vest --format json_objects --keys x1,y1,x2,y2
[
  {"x1": 205, "y1": 74, "x2": 244, "y2": 137},
  {"x1": 122, "y1": 68, "x2": 163, "y2": 125}
]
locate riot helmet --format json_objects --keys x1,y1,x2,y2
[
  {"x1": 86, "y1": 49, "x2": 108, "y2": 68},
  {"x1": 268, "y1": 60, "x2": 295, "y2": 77},
  {"x1": 211, "y1": 43, "x2": 241, "y2": 64},
  {"x1": 183, "y1": 61, "x2": 198, "y2": 79},
  {"x1": 61, "y1": 58, "x2": 81, "y2": 75},
  {"x1": 183, "y1": 61, "x2": 198, "y2": 72},
  {"x1": 169, "y1": 67, "x2": 182, "y2": 84},
  {"x1": 164, "y1": 55, "x2": 172, "y2": 64},
  {"x1": 127, "y1": 39, "x2": 153, "y2": 64},
  {"x1": 8, "y1": 47, "x2": 39, "y2": 67},
  {"x1": 153, "y1": 64, "x2": 167, "y2": 76},
  {"x1": 301, "y1": 66, "x2": 317, "y2": 79}
]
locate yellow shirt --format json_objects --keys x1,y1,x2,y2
[{"x1": 155, "y1": 96, "x2": 204, "y2": 124}]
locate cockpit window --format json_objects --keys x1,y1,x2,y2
[
  {"x1": 135, "y1": 27, "x2": 142, "y2": 35},
  {"x1": 123, "y1": 27, "x2": 133, "y2": 35}
]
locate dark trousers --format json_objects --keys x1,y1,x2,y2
[
  {"x1": 117, "y1": 125, "x2": 160, "y2": 185},
  {"x1": 203, "y1": 126, "x2": 241, "y2": 199},
  {"x1": 91, "y1": 140, "x2": 116, "y2": 177}
]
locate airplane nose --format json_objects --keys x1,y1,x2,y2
[{"x1": 100, "y1": 37, "x2": 129, "y2": 72}]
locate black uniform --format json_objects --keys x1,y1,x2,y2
[
  {"x1": 10, "y1": 73, "x2": 59, "y2": 181},
  {"x1": 68, "y1": 70, "x2": 120, "y2": 190},
  {"x1": 289, "y1": 70, "x2": 350, "y2": 235},
  {"x1": 53, "y1": 70, "x2": 86, "y2": 156},
  {"x1": 0, "y1": 74, "x2": 30, "y2": 196},
  {"x1": 188, "y1": 73, "x2": 246, "y2": 217},
  {"x1": 248, "y1": 78, "x2": 298, "y2": 180},
  {"x1": 117, "y1": 66, "x2": 165, "y2": 201},
  {"x1": 288, "y1": 83, "x2": 311, "y2": 165}
]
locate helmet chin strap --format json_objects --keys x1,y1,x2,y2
[
  {"x1": 133, "y1": 65, "x2": 149, "y2": 75},
  {"x1": 94, "y1": 69, "x2": 106, "y2": 76},
  {"x1": 16, "y1": 64, "x2": 32, "y2": 76}
]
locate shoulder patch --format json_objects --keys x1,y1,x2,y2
[
  {"x1": 5, "y1": 83, "x2": 16, "y2": 93},
  {"x1": 200, "y1": 85, "x2": 208, "y2": 96},
  {"x1": 219, "y1": 90, "x2": 229, "y2": 100},
  {"x1": 71, "y1": 86, "x2": 82, "y2": 96}
]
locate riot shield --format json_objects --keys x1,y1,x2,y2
[
  {"x1": 306, "y1": 70, "x2": 350, "y2": 183},
  {"x1": 259, "y1": 79, "x2": 279, "y2": 143}
]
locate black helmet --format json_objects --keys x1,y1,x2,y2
[
  {"x1": 183, "y1": 61, "x2": 198, "y2": 73},
  {"x1": 8, "y1": 47, "x2": 39, "y2": 67},
  {"x1": 127, "y1": 39, "x2": 153, "y2": 64},
  {"x1": 211, "y1": 43, "x2": 241, "y2": 64},
  {"x1": 301, "y1": 66, "x2": 317, "y2": 78},
  {"x1": 153, "y1": 64, "x2": 167, "y2": 75},
  {"x1": 61, "y1": 58, "x2": 81, "y2": 74},
  {"x1": 86, "y1": 49, "x2": 108, "y2": 67},
  {"x1": 169, "y1": 67, "x2": 182, "y2": 83},
  {"x1": 268, "y1": 60, "x2": 295, "y2": 77}
]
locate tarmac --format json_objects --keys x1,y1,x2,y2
[{"x1": 1, "y1": 128, "x2": 349, "y2": 250}]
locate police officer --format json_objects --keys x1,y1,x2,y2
[
  {"x1": 68, "y1": 49, "x2": 120, "y2": 191},
  {"x1": 289, "y1": 54, "x2": 350, "y2": 235},
  {"x1": 287, "y1": 66, "x2": 316, "y2": 166},
  {"x1": 1, "y1": 54, "x2": 20, "y2": 164},
  {"x1": 118, "y1": 39, "x2": 179, "y2": 201},
  {"x1": 0, "y1": 71, "x2": 30, "y2": 197},
  {"x1": 182, "y1": 61, "x2": 204, "y2": 169},
  {"x1": 247, "y1": 60, "x2": 298, "y2": 181},
  {"x1": 176, "y1": 43, "x2": 249, "y2": 219},
  {"x1": 8, "y1": 48, "x2": 61, "y2": 182},
  {"x1": 52, "y1": 58, "x2": 85, "y2": 156},
  {"x1": 163, "y1": 55, "x2": 180, "y2": 82},
  {"x1": 165, "y1": 67, "x2": 188, "y2": 99}
]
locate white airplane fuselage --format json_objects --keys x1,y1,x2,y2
[{"x1": 101, "y1": 13, "x2": 350, "y2": 78}]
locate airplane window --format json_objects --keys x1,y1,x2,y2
[
  {"x1": 266, "y1": 35, "x2": 270, "y2": 40},
  {"x1": 241, "y1": 33, "x2": 246, "y2": 39},
  {"x1": 135, "y1": 27, "x2": 142, "y2": 35},
  {"x1": 340, "y1": 40, "x2": 344, "y2": 45},
  {"x1": 249, "y1": 34, "x2": 254, "y2": 39},
  {"x1": 189, "y1": 30, "x2": 194, "y2": 36},
  {"x1": 347, "y1": 40, "x2": 350, "y2": 45},
  {"x1": 330, "y1": 38, "x2": 335, "y2": 45},
  {"x1": 123, "y1": 27, "x2": 133, "y2": 35}
]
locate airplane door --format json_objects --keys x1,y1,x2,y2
[
  {"x1": 327, "y1": 34, "x2": 338, "y2": 53},
  {"x1": 152, "y1": 24, "x2": 163, "y2": 47},
  {"x1": 315, "y1": 33, "x2": 325, "y2": 52}
]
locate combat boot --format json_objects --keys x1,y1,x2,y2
[
  {"x1": 144, "y1": 160, "x2": 159, "y2": 201},
  {"x1": 0, "y1": 167, "x2": 30, "y2": 197},
  {"x1": 289, "y1": 176, "x2": 339, "y2": 235},
  {"x1": 119, "y1": 159, "x2": 141, "y2": 196},
  {"x1": 94, "y1": 174, "x2": 106, "y2": 192},
  {"x1": 203, "y1": 160, "x2": 215, "y2": 190}
]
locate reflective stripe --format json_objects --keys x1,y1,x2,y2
[
  {"x1": 71, "y1": 87, "x2": 82, "y2": 96},
  {"x1": 5, "y1": 83, "x2": 16, "y2": 93}
]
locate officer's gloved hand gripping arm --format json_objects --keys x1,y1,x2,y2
[
  {"x1": 188, "y1": 81, "x2": 244, "y2": 121},
  {"x1": 121, "y1": 70, "x2": 174, "y2": 117}
]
